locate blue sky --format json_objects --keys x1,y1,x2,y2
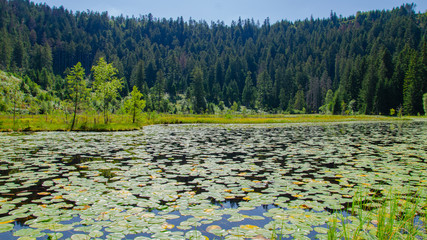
[{"x1": 31, "y1": 0, "x2": 427, "y2": 24}]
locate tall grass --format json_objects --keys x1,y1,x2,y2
[
  {"x1": 327, "y1": 188, "x2": 426, "y2": 239},
  {"x1": 0, "y1": 113, "x2": 146, "y2": 131}
]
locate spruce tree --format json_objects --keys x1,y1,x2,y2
[
  {"x1": 191, "y1": 67, "x2": 206, "y2": 114},
  {"x1": 242, "y1": 72, "x2": 256, "y2": 109},
  {"x1": 403, "y1": 51, "x2": 423, "y2": 115}
]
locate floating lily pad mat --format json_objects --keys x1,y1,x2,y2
[{"x1": 0, "y1": 121, "x2": 426, "y2": 239}]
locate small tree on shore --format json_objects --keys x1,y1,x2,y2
[
  {"x1": 124, "y1": 86, "x2": 146, "y2": 123},
  {"x1": 67, "y1": 62, "x2": 88, "y2": 130},
  {"x1": 91, "y1": 58, "x2": 122, "y2": 123}
]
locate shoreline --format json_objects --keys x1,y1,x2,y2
[{"x1": 0, "y1": 114, "x2": 420, "y2": 132}]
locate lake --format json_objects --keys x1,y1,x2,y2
[{"x1": 0, "y1": 121, "x2": 426, "y2": 239}]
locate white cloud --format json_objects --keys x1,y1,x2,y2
[{"x1": 107, "y1": 7, "x2": 123, "y2": 16}]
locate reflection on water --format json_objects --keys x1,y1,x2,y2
[{"x1": 0, "y1": 121, "x2": 425, "y2": 239}]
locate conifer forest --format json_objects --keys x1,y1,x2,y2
[{"x1": 0, "y1": 0, "x2": 426, "y2": 117}]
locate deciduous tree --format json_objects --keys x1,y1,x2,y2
[
  {"x1": 66, "y1": 62, "x2": 87, "y2": 130},
  {"x1": 124, "y1": 86, "x2": 146, "y2": 123},
  {"x1": 91, "y1": 58, "x2": 123, "y2": 123}
]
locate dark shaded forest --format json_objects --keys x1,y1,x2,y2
[{"x1": 0, "y1": 0, "x2": 426, "y2": 115}]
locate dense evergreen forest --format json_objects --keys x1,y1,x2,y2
[{"x1": 0, "y1": 0, "x2": 426, "y2": 116}]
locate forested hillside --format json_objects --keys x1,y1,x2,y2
[{"x1": 0, "y1": 0, "x2": 426, "y2": 115}]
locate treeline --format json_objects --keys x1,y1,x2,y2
[{"x1": 0, "y1": 0, "x2": 426, "y2": 115}]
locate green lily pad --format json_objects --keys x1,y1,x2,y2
[
  {"x1": 0, "y1": 223, "x2": 14, "y2": 233},
  {"x1": 47, "y1": 233, "x2": 64, "y2": 240},
  {"x1": 314, "y1": 227, "x2": 329, "y2": 234},
  {"x1": 13, "y1": 228, "x2": 45, "y2": 237},
  {"x1": 70, "y1": 234, "x2": 91, "y2": 240},
  {"x1": 185, "y1": 230, "x2": 204, "y2": 239}
]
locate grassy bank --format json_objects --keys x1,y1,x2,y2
[{"x1": 0, "y1": 113, "x2": 416, "y2": 132}]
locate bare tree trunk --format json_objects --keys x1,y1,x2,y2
[
  {"x1": 133, "y1": 102, "x2": 136, "y2": 123},
  {"x1": 13, "y1": 101, "x2": 16, "y2": 126},
  {"x1": 103, "y1": 98, "x2": 107, "y2": 124}
]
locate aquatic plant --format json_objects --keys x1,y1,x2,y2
[{"x1": 0, "y1": 121, "x2": 425, "y2": 239}]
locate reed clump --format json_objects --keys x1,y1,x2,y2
[{"x1": 327, "y1": 188, "x2": 426, "y2": 239}]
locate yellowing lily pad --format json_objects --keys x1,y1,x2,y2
[
  {"x1": 240, "y1": 225, "x2": 259, "y2": 230},
  {"x1": 206, "y1": 225, "x2": 222, "y2": 233},
  {"x1": 161, "y1": 223, "x2": 174, "y2": 229}
]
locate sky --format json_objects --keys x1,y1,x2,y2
[{"x1": 31, "y1": 0, "x2": 427, "y2": 24}]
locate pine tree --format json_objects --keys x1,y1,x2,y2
[
  {"x1": 359, "y1": 59, "x2": 377, "y2": 114},
  {"x1": 293, "y1": 89, "x2": 306, "y2": 112},
  {"x1": 242, "y1": 72, "x2": 256, "y2": 108},
  {"x1": 12, "y1": 40, "x2": 24, "y2": 69},
  {"x1": 145, "y1": 61, "x2": 157, "y2": 88},
  {"x1": 191, "y1": 67, "x2": 206, "y2": 114},
  {"x1": 226, "y1": 80, "x2": 240, "y2": 106},
  {"x1": 403, "y1": 51, "x2": 423, "y2": 115},
  {"x1": 130, "y1": 60, "x2": 145, "y2": 92},
  {"x1": 423, "y1": 93, "x2": 427, "y2": 115},
  {"x1": 306, "y1": 76, "x2": 321, "y2": 113},
  {"x1": 256, "y1": 70, "x2": 273, "y2": 111},
  {"x1": 374, "y1": 48, "x2": 393, "y2": 114},
  {"x1": 0, "y1": 31, "x2": 11, "y2": 68}
]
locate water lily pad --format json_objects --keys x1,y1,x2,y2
[
  {"x1": 13, "y1": 228, "x2": 45, "y2": 238},
  {"x1": 70, "y1": 234, "x2": 91, "y2": 240},
  {"x1": 251, "y1": 234, "x2": 270, "y2": 240},
  {"x1": 314, "y1": 227, "x2": 329, "y2": 234},
  {"x1": 162, "y1": 223, "x2": 174, "y2": 230},
  {"x1": 206, "y1": 225, "x2": 222, "y2": 232},
  {"x1": 106, "y1": 232, "x2": 126, "y2": 239},
  {"x1": 0, "y1": 223, "x2": 14, "y2": 233},
  {"x1": 185, "y1": 230, "x2": 204, "y2": 239},
  {"x1": 240, "y1": 224, "x2": 259, "y2": 230},
  {"x1": 47, "y1": 233, "x2": 64, "y2": 240}
]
